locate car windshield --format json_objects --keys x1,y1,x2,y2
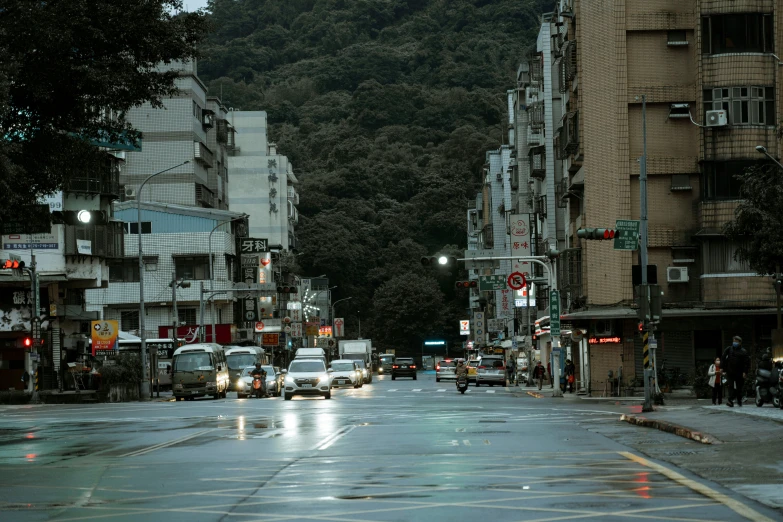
[
  {"x1": 227, "y1": 354, "x2": 257, "y2": 370},
  {"x1": 439, "y1": 360, "x2": 456, "y2": 367},
  {"x1": 173, "y1": 352, "x2": 213, "y2": 372},
  {"x1": 397, "y1": 359, "x2": 414, "y2": 364},
  {"x1": 241, "y1": 366, "x2": 260, "y2": 377},
  {"x1": 262, "y1": 366, "x2": 275, "y2": 376},
  {"x1": 353, "y1": 360, "x2": 366, "y2": 368},
  {"x1": 289, "y1": 360, "x2": 326, "y2": 373},
  {"x1": 482, "y1": 358, "x2": 504, "y2": 368},
  {"x1": 379, "y1": 355, "x2": 394, "y2": 362},
  {"x1": 332, "y1": 362, "x2": 355, "y2": 371}
]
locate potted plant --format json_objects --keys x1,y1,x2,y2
[{"x1": 100, "y1": 354, "x2": 142, "y2": 402}]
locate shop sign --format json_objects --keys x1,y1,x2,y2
[{"x1": 588, "y1": 336, "x2": 621, "y2": 345}]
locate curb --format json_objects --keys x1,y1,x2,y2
[{"x1": 620, "y1": 414, "x2": 719, "y2": 444}]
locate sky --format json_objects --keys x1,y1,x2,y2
[{"x1": 184, "y1": 0, "x2": 209, "y2": 12}]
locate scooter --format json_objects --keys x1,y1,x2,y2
[
  {"x1": 754, "y1": 364, "x2": 780, "y2": 408},
  {"x1": 456, "y1": 374, "x2": 468, "y2": 394},
  {"x1": 252, "y1": 375, "x2": 266, "y2": 399}
]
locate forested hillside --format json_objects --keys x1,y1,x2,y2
[{"x1": 200, "y1": 0, "x2": 548, "y2": 352}]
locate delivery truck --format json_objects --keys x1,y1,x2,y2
[{"x1": 338, "y1": 339, "x2": 373, "y2": 383}]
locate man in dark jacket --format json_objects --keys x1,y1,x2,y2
[{"x1": 722, "y1": 335, "x2": 750, "y2": 407}]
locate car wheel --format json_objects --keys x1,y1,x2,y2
[
  {"x1": 392, "y1": 375, "x2": 396, "y2": 380},
  {"x1": 773, "y1": 395, "x2": 781, "y2": 409},
  {"x1": 237, "y1": 393, "x2": 244, "y2": 399},
  {"x1": 475, "y1": 380, "x2": 481, "y2": 387},
  {"x1": 324, "y1": 392, "x2": 331, "y2": 400},
  {"x1": 436, "y1": 377, "x2": 440, "y2": 382},
  {"x1": 755, "y1": 388, "x2": 764, "y2": 407},
  {"x1": 413, "y1": 374, "x2": 417, "y2": 380},
  {"x1": 284, "y1": 393, "x2": 292, "y2": 401}
]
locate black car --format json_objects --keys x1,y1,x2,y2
[{"x1": 392, "y1": 357, "x2": 417, "y2": 380}]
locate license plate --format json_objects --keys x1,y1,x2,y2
[
  {"x1": 338, "y1": 380, "x2": 346, "y2": 384},
  {"x1": 401, "y1": 366, "x2": 409, "y2": 368},
  {"x1": 301, "y1": 384, "x2": 312, "y2": 388}
]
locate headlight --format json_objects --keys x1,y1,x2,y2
[
  {"x1": 318, "y1": 374, "x2": 330, "y2": 383},
  {"x1": 362, "y1": 369, "x2": 367, "y2": 376},
  {"x1": 285, "y1": 376, "x2": 294, "y2": 384},
  {"x1": 236, "y1": 380, "x2": 245, "y2": 388}
]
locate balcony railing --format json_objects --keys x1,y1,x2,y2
[
  {"x1": 194, "y1": 141, "x2": 214, "y2": 168},
  {"x1": 529, "y1": 101, "x2": 545, "y2": 131},
  {"x1": 530, "y1": 147, "x2": 545, "y2": 179},
  {"x1": 481, "y1": 224, "x2": 494, "y2": 249},
  {"x1": 67, "y1": 157, "x2": 121, "y2": 198},
  {"x1": 64, "y1": 221, "x2": 124, "y2": 258},
  {"x1": 563, "y1": 111, "x2": 579, "y2": 156},
  {"x1": 196, "y1": 184, "x2": 216, "y2": 208}
]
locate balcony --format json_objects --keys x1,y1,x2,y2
[
  {"x1": 481, "y1": 224, "x2": 494, "y2": 249},
  {"x1": 562, "y1": 111, "x2": 579, "y2": 156},
  {"x1": 196, "y1": 184, "x2": 216, "y2": 208},
  {"x1": 64, "y1": 221, "x2": 124, "y2": 258},
  {"x1": 194, "y1": 141, "x2": 214, "y2": 168},
  {"x1": 67, "y1": 156, "x2": 121, "y2": 198},
  {"x1": 287, "y1": 186, "x2": 299, "y2": 205},
  {"x1": 529, "y1": 101, "x2": 545, "y2": 131},
  {"x1": 530, "y1": 147, "x2": 545, "y2": 180}
]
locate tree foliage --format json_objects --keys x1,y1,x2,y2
[
  {"x1": 200, "y1": 0, "x2": 545, "y2": 352},
  {"x1": 0, "y1": 0, "x2": 208, "y2": 227},
  {"x1": 724, "y1": 165, "x2": 783, "y2": 275}
]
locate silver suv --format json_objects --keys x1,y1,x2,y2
[
  {"x1": 475, "y1": 356, "x2": 506, "y2": 387},
  {"x1": 283, "y1": 359, "x2": 332, "y2": 400}
]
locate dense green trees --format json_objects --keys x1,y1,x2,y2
[{"x1": 201, "y1": 0, "x2": 544, "y2": 353}]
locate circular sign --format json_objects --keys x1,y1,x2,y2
[
  {"x1": 245, "y1": 311, "x2": 255, "y2": 320},
  {"x1": 283, "y1": 317, "x2": 292, "y2": 324},
  {"x1": 507, "y1": 272, "x2": 526, "y2": 291},
  {"x1": 284, "y1": 326, "x2": 292, "y2": 333},
  {"x1": 255, "y1": 321, "x2": 264, "y2": 332}
]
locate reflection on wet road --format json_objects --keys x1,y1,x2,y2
[{"x1": 0, "y1": 374, "x2": 778, "y2": 521}]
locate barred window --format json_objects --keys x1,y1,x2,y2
[
  {"x1": 703, "y1": 87, "x2": 774, "y2": 125},
  {"x1": 702, "y1": 14, "x2": 773, "y2": 54},
  {"x1": 174, "y1": 255, "x2": 211, "y2": 280}
]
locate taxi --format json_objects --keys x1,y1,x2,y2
[{"x1": 467, "y1": 358, "x2": 480, "y2": 383}]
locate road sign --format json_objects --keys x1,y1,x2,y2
[
  {"x1": 261, "y1": 333, "x2": 279, "y2": 346},
  {"x1": 459, "y1": 320, "x2": 470, "y2": 336},
  {"x1": 507, "y1": 272, "x2": 526, "y2": 291},
  {"x1": 333, "y1": 317, "x2": 345, "y2": 337},
  {"x1": 487, "y1": 318, "x2": 505, "y2": 332},
  {"x1": 463, "y1": 249, "x2": 501, "y2": 270},
  {"x1": 290, "y1": 322, "x2": 302, "y2": 338},
  {"x1": 614, "y1": 219, "x2": 640, "y2": 251},
  {"x1": 91, "y1": 320, "x2": 119, "y2": 356},
  {"x1": 549, "y1": 290, "x2": 561, "y2": 336},
  {"x1": 254, "y1": 321, "x2": 265, "y2": 332},
  {"x1": 479, "y1": 274, "x2": 506, "y2": 291}
]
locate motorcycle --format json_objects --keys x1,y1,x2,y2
[
  {"x1": 252, "y1": 374, "x2": 266, "y2": 399},
  {"x1": 456, "y1": 374, "x2": 468, "y2": 394},
  {"x1": 754, "y1": 364, "x2": 780, "y2": 408}
]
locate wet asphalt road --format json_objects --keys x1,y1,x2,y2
[{"x1": 0, "y1": 373, "x2": 780, "y2": 521}]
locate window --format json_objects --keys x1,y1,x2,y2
[
  {"x1": 178, "y1": 308, "x2": 197, "y2": 325},
  {"x1": 702, "y1": 240, "x2": 751, "y2": 273},
  {"x1": 703, "y1": 87, "x2": 774, "y2": 125},
  {"x1": 701, "y1": 161, "x2": 760, "y2": 200},
  {"x1": 121, "y1": 310, "x2": 140, "y2": 332},
  {"x1": 667, "y1": 30, "x2": 688, "y2": 46},
  {"x1": 109, "y1": 259, "x2": 140, "y2": 282},
  {"x1": 174, "y1": 255, "x2": 211, "y2": 280},
  {"x1": 702, "y1": 14, "x2": 774, "y2": 54},
  {"x1": 671, "y1": 174, "x2": 692, "y2": 191},
  {"x1": 124, "y1": 222, "x2": 151, "y2": 234}
]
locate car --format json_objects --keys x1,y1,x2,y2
[
  {"x1": 475, "y1": 355, "x2": 506, "y2": 387},
  {"x1": 436, "y1": 359, "x2": 457, "y2": 382},
  {"x1": 378, "y1": 353, "x2": 395, "y2": 375},
  {"x1": 329, "y1": 360, "x2": 363, "y2": 388},
  {"x1": 392, "y1": 357, "x2": 417, "y2": 380},
  {"x1": 353, "y1": 359, "x2": 371, "y2": 384},
  {"x1": 467, "y1": 359, "x2": 480, "y2": 383},
  {"x1": 283, "y1": 358, "x2": 332, "y2": 400},
  {"x1": 235, "y1": 365, "x2": 280, "y2": 398},
  {"x1": 274, "y1": 366, "x2": 285, "y2": 396}
]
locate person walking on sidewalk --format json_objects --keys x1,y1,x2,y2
[
  {"x1": 547, "y1": 361, "x2": 553, "y2": 388},
  {"x1": 722, "y1": 335, "x2": 750, "y2": 407},
  {"x1": 507, "y1": 358, "x2": 515, "y2": 385},
  {"x1": 564, "y1": 359, "x2": 576, "y2": 393},
  {"x1": 707, "y1": 357, "x2": 723, "y2": 405},
  {"x1": 533, "y1": 361, "x2": 545, "y2": 390}
]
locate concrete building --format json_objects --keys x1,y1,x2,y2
[{"x1": 553, "y1": 0, "x2": 781, "y2": 393}]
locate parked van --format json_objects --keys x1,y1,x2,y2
[
  {"x1": 171, "y1": 343, "x2": 229, "y2": 400},
  {"x1": 225, "y1": 346, "x2": 266, "y2": 381}
]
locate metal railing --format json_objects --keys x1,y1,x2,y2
[{"x1": 64, "y1": 221, "x2": 124, "y2": 258}]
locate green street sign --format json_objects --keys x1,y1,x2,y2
[
  {"x1": 614, "y1": 219, "x2": 640, "y2": 251},
  {"x1": 550, "y1": 290, "x2": 561, "y2": 336},
  {"x1": 479, "y1": 274, "x2": 506, "y2": 292}
]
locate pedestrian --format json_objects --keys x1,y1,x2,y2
[
  {"x1": 707, "y1": 357, "x2": 723, "y2": 405},
  {"x1": 533, "y1": 361, "x2": 545, "y2": 390},
  {"x1": 547, "y1": 361, "x2": 553, "y2": 388},
  {"x1": 564, "y1": 359, "x2": 576, "y2": 393},
  {"x1": 722, "y1": 335, "x2": 750, "y2": 407},
  {"x1": 507, "y1": 358, "x2": 515, "y2": 385}
]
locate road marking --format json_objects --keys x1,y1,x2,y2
[
  {"x1": 119, "y1": 429, "x2": 215, "y2": 457},
  {"x1": 437, "y1": 389, "x2": 446, "y2": 392},
  {"x1": 486, "y1": 390, "x2": 496, "y2": 393},
  {"x1": 259, "y1": 429, "x2": 285, "y2": 439},
  {"x1": 462, "y1": 440, "x2": 471, "y2": 446},
  {"x1": 314, "y1": 425, "x2": 357, "y2": 451},
  {"x1": 412, "y1": 389, "x2": 422, "y2": 392},
  {"x1": 387, "y1": 389, "x2": 398, "y2": 392},
  {"x1": 455, "y1": 428, "x2": 465, "y2": 432},
  {"x1": 619, "y1": 451, "x2": 775, "y2": 522}
]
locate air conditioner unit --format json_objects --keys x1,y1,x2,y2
[
  {"x1": 705, "y1": 110, "x2": 728, "y2": 127},
  {"x1": 124, "y1": 187, "x2": 136, "y2": 199},
  {"x1": 667, "y1": 266, "x2": 689, "y2": 283},
  {"x1": 592, "y1": 320, "x2": 612, "y2": 336},
  {"x1": 496, "y1": 173, "x2": 503, "y2": 181}
]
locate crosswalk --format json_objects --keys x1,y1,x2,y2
[{"x1": 383, "y1": 388, "x2": 508, "y2": 393}]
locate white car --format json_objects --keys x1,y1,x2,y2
[
  {"x1": 236, "y1": 365, "x2": 279, "y2": 398},
  {"x1": 329, "y1": 360, "x2": 363, "y2": 388},
  {"x1": 283, "y1": 359, "x2": 332, "y2": 400}
]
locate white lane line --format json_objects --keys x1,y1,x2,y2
[
  {"x1": 437, "y1": 389, "x2": 446, "y2": 392},
  {"x1": 259, "y1": 429, "x2": 285, "y2": 439},
  {"x1": 412, "y1": 389, "x2": 422, "y2": 392},
  {"x1": 388, "y1": 389, "x2": 398, "y2": 392},
  {"x1": 119, "y1": 429, "x2": 215, "y2": 457},
  {"x1": 462, "y1": 440, "x2": 471, "y2": 446},
  {"x1": 486, "y1": 390, "x2": 496, "y2": 394},
  {"x1": 317, "y1": 425, "x2": 357, "y2": 451}
]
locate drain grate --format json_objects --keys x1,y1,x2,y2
[{"x1": 664, "y1": 450, "x2": 701, "y2": 455}]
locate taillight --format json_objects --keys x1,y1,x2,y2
[
  {"x1": 436, "y1": 365, "x2": 440, "y2": 371},
  {"x1": 392, "y1": 365, "x2": 398, "y2": 369},
  {"x1": 478, "y1": 365, "x2": 486, "y2": 369},
  {"x1": 498, "y1": 366, "x2": 505, "y2": 370},
  {"x1": 410, "y1": 365, "x2": 417, "y2": 369}
]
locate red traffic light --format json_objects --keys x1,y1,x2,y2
[
  {"x1": 603, "y1": 229, "x2": 616, "y2": 239},
  {"x1": 23, "y1": 337, "x2": 32, "y2": 348},
  {"x1": 455, "y1": 281, "x2": 478, "y2": 289},
  {"x1": 638, "y1": 322, "x2": 644, "y2": 332},
  {"x1": 276, "y1": 286, "x2": 298, "y2": 294},
  {"x1": 2, "y1": 259, "x2": 25, "y2": 269}
]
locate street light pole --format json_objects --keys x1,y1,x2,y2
[
  {"x1": 137, "y1": 160, "x2": 189, "y2": 399},
  {"x1": 208, "y1": 215, "x2": 247, "y2": 344},
  {"x1": 331, "y1": 297, "x2": 352, "y2": 335}
]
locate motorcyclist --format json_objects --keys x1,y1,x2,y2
[
  {"x1": 250, "y1": 363, "x2": 267, "y2": 397},
  {"x1": 455, "y1": 360, "x2": 469, "y2": 382}
]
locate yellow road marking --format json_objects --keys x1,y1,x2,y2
[{"x1": 619, "y1": 451, "x2": 775, "y2": 522}]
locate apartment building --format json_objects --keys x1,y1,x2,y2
[{"x1": 552, "y1": 0, "x2": 781, "y2": 392}]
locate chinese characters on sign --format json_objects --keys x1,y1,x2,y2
[
  {"x1": 262, "y1": 333, "x2": 279, "y2": 346},
  {"x1": 319, "y1": 326, "x2": 333, "y2": 337},
  {"x1": 510, "y1": 214, "x2": 532, "y2": 275},
  {"x1": 238, "y1": 237, "x2": 268, "y2": 254},
  {"x1": 91, "y1": 320, "x2": 119, "y2": 356}
]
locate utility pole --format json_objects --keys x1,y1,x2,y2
[
  {"x1": 171, "y1": 270, "x2": 179, "y2": 345},
  {"x1": 640, "y1": 95, "x2": 655, "y2": 413}
]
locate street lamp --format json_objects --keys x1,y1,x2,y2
[
  {"x1": 331, "y1": 297, "x2": 352, "y2": 332},
  {"x1": 755, "y1": 145, "x2": 783, "y2": 170},
  {"x1": 208, "y1": 215, "x2": 248, "y2": 343},
  {"x1": 138, "y1": 160, "x2": 189, "y2": 399}
]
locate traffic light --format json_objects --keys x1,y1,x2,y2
[
  {"x1": 577, "y1": 228, "x2": 617, "y2": 240},
  {"x1": 455, "y1": 280, "x2": 478, "y2": 289},
  {"x1": 638, "y1": 322, "x2": 644, "y2": 333},
  {"x1": 16, "y1": 336, "x2": 42, "y2": 349},
  {"x1": 775, "y1": 276, "x2": 783, "y2": 294},
  {"x1": 2, "y1": 259, "x2": 25, "y2": 269},
  {"x1": 51, "y1": 210, "x2": 108, "y2": 225},
  {"x1": 276, "y1": 286, "x2": 298, "y2": 294},
  {"x1": 421, "y1": 255, "x2": 457, "y2": 267}
]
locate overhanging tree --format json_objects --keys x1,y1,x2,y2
[{"x1": 0, "y1": 0, "x2": 208, "y2": 229}]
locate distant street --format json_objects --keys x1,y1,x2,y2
[{"x1": 0, "y1": 373, "x2": 780, "y2": 521}]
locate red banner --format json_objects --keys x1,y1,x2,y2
[{"x1": 157, "y1": 324, "x2": 233, "y2": 344}]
